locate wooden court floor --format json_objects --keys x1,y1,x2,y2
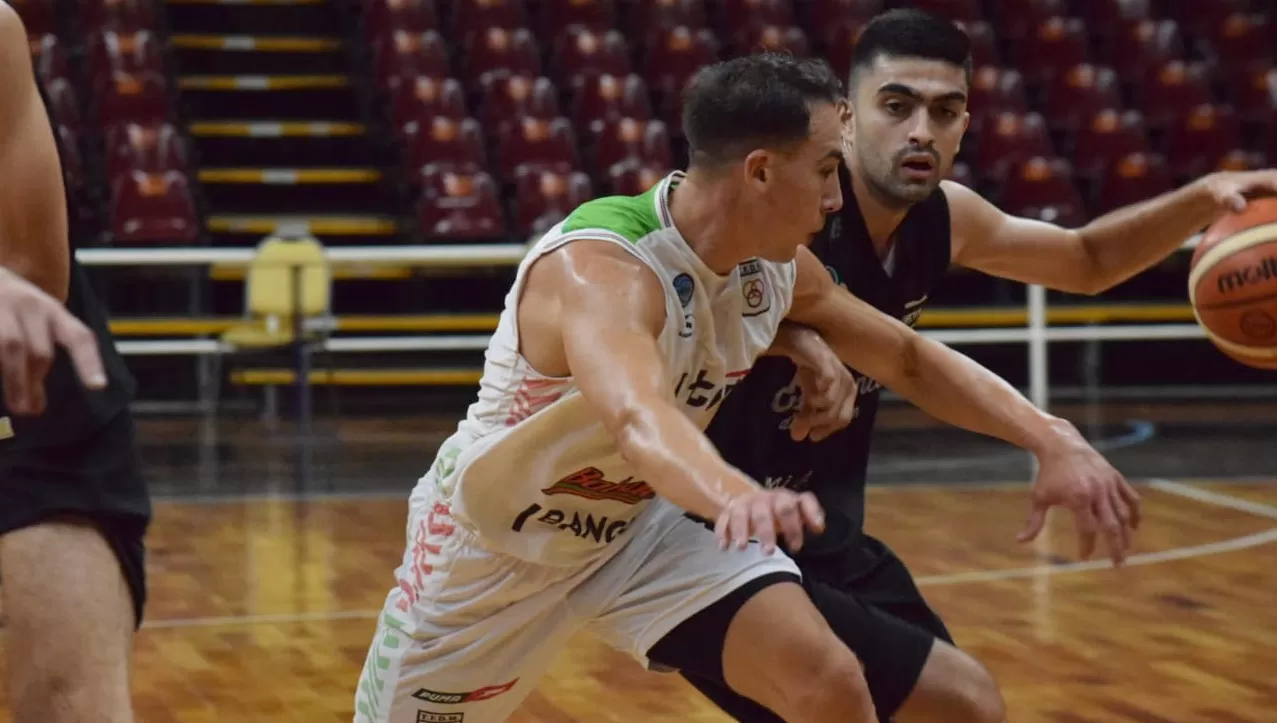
[{"x1": 2, "y1": 479, "x2": 1276, "y2": 722}]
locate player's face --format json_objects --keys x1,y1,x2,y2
[
  {"x1": 745, "y1": 101, "x2": 845, "y2": 262},
  {"x1": 847, "y1": 56, "x2": 970, "y2": 207}
]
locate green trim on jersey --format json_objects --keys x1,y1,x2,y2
[{"x1": 561, "y1": 185, "x2": 662, "y2": 244}]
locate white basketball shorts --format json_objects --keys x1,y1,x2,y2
[{"x1": 352, "y1": 479, "x2": 800, "y2": 723}]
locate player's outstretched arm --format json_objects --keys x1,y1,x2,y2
[
  {"x1": 945, "y1": 170, "x2": 1277, "y2": 295},
  {"x1": 0, "y1": 5, "x2": 73, "y2": 300},
  {"x1": 785, "y1": 246, "x2": 1140, "y2": 565},
  {"x1": 0, "y1": 7, "x2": 106, "y2": 415},
  {"x1": 533, "y1": 240, "x2": 823, "y2": 553}
]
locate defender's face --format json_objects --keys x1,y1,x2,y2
[
  {"x1": 748, "y1": 101, "x2": 846, "y2": 263},
  {"x1": 848, "y1": 56, "x2": 970, "y2": 206}
]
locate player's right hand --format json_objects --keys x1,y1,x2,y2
[
  {"x1": 715, "y1": 488, "x2": 825, "y2": 556},
  {"x1": 0, "y1": 267, "x2": 106, "y2": 416}
]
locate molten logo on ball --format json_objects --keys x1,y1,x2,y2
[
  {"x1": 1217, "y1": 255, "x2": 1277, "y2": 295},
  {"x1": 1240, "y1": 310, "x2": 1277, "y2": 341}
]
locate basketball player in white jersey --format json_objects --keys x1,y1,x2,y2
[{"x1": 354, "y1": 53, "x2": 1134, "y2": 723}]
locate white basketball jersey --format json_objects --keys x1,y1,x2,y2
[{"x1": 415, "y1": 172, "x2": 797, "y2": 566}]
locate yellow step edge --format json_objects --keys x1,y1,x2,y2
[
  {"x1": 206, "y1": 215, "x2": 397, "y2": 235},
  {"x1": 110, "y1": 314, "x2": 502, "y2": 336},
  {"x1": 171, "y1": 35, "x2": 342, "y2": 52},
  {"x1": 230, "y1": 369, "x2": 483, "y2": 386},
  {"x1": 107, "y1": 307, "x2": 1197, "y2": 338},
  {"x1": 199, "y1": 168, "x2": 382, "y2": 184},
  {"x1": 188, "y1": 121, "x2": 366, "y2": 137},
  {"x1": 209, "y1": 264, "x2": 412, "y2": 281},
  {"x1": 180, "y1": 75, "x2": 349, "y2": 91}
]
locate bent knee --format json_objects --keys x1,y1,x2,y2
[
  {"x1": 958, "y1": 661, "x2": 1005, "y2": 723},
  {"x1": 905, "y1": 647, "x2": 1005, "y2": 723},
  {"x1": 775, "y1": 642, "x2": 873, "y2": 722}
]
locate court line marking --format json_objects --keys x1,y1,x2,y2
[{"x1": 139, "y1": 478, "x2": 1277, "y2": 631}]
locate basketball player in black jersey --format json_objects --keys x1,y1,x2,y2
[
  {"x1": 674, "y1": 8, "x2": 1277, "y2": 723},
  {"x1": 0, "y1": 7, "x2": 151, "y2": 722}
]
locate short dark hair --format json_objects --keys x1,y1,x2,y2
[
  {"x1": 849, "y1": 9, "x2": 973, "y2": 91},
  {"x1": 682, "y1": 52, "x2": 844, "y2": 169}
]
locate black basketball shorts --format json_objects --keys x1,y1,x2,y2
[
  {"x1": 650, "y1": 533, "x2": 953, "y2": 722},
  {"x1": 0, "y1": 408, "x2": 152, "y2": 627}
]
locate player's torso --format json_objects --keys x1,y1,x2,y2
[
  {"x1": 706, "y1": 167, "x2": 952, "y2": 524},
  {"x1": 0, "y1": 73, "x2": 135, "y2": 454},
  {"x1": 428, "y1": 173, "x2": 796, "y2": 566}
]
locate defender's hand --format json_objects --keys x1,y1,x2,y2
[
  {"x1": 1198, "y1": 169, "x2": 1277, "y2": 212},
  {"x1": 779, "y1": 325, "x2": 858, "y2": 442},
  {"x1": 1018, "y1": 429, "x2": 1142, "y2": 567},
  {"x1": 0, "y1": 267, "x2": 105, "y2": 415},
  {"x1": 715, "y1": 488, "x2": 825, "y2": 555}
]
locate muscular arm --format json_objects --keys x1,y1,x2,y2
[
  {"x1": 538, "y1": 241, "x2": 759, "y2": 521},
  {"x1": 784, "y1": 246, "x2": 1081, "y2": 455},
  {"x1": 0, "y1": 6, "x2": 72, "y2": 300},
  {"x1": 945, "y1": 178, "x2": 1220, "y2": 296}
]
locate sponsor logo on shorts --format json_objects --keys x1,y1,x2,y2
[
  {"x1": 543, "y1": 467, "x2": 655, "y2": 505},
  {"x1": 411, "y1": 679, "x2": 519, "y2": 706},
  {"x1": 512, "y1": 504, "x2": 633, "y2": 543},
  {"x1": 739, "y1": 259, "x2": 770, "y2": 316},
  {"x1": 417, "y1": 712, "x2": 464, "y2": 723}
]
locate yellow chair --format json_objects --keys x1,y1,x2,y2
[{"x1": 202, "y1": 234, "x2": 333, "y2": 417}]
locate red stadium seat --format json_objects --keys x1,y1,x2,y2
[
  {"x1": 729, "y1": 25, "x2": 810, "y2": 58},
  {"x1": 451, "y1": 0, "x2": 528, "y2": 40},
  {"x1": 590, "y1": 117, "x2": 674, "y2": 178},
  {"x1": 630, "y1": 0, "x2": 709, "y2": 37},
  {"x1": 495, "y1": 117, "x2": 581, "y2": 183},
  {"x1": 947, "y1": 160, "x2": 974, "y2": 188},
  {"x1": 1172, "y1": 0, "x2": 1248, "y2": 37},
  {"x1": 87, "y1": 31, "x2": 165, "y2": 92},
  {"x1": 82, "y1": 0, "x2": 158, "y2": 33},
  {"x1": 954, "y1": 21, "x2": 998, "y2": 67},
  {"x1": 417, "y1": 170, "x2": 506, "y2": 239},
  {"x1": 513, "y1": 169, "x2": 594, "y2": 235},
  {"x1": 1215, "y1": 149, "x2": 1269, "y2": 172},
  {"x1": 373, "y1": 30, "x2": 451, "y2": 92},
  {"x1": 463, "y1": 28, "x2": 542, "y2": 88},
  {"x1": 643, "y1": 26, "x2": 718, "y2": 97},
  {"x1": 1000, "y1": 156, "x2": 1087, "y2": 227},
  {"x1": 570, "y1": 73, "x2": 654, "y2": 132},
  {"x1": 1043, "y1": 64, "x2": 1122, "y2": 134},
  {"x1": 1101, "y1": 18, "x2": 1184, "y2": 81},
  {"x1": 608, "y1": 161, "x2": 673, "y2": 195},
  {"x1": 403, "y1": 116, "x2": 488, "y2": 176},
  {"x1": 975, "y1": 112, "x2": 1054, "y2": 180},
  {"x1": 109, "y1": 171, "x2": 199, "y2": 245},
  {"x1": 1229, "y1": 67, "x2": 1277, "y2": 128},
  {"x1": 909, "y1": 0, "x2": 981, "y2": 22},
  {"x1": 478, "y1": 75, "x2": 561, "y2": 140},
  {"x1": 996, "y1": 0, "x2": 1068, "y2": 40},
  {"x1": 105, "y1": 122, "x2": 189, "y2": 180},
  {"x1": 1070, "y1": 109, "x2": 1150, "y2": 179},
  {"x1": 389, "y1": 76, "x2": 468, "y2": 132},
  {"x1": 1203, "y1": 13, "x2": 1273, "y2": 76},
  {"x1": 1135, "y1": 60, "x2": 1213, "y2": 131},
  {"x1": 1093, "y1": 152, "x2": 1172, "y2": 214},
  {"x1": 1163, "y1": 104, "x2": 1243, "y2": 180},
  {"x1": 1011, "y1": 17, "x2": 1089, "y2": 85},
  {"x1": 553, "y1": 28, "x2": 632, "y2": 82},
  {"x1": 1085, "y1": 0, "x2": 1151, "y2": 30},
  {"x1": 805, "y1": 0, "x2": 880, "y2": 35},
  {"x1": 966, "y1": 67, "x2": 1029, "y2": 135},
  {"x1": 538, "y1": 0, "x2": 617, "y2": 35},
  {"x1": 363, "y1": 0, "x2": 439, "y2": 48},
  {"x1": 96, "y1": 71, "x2": 170, "y2": 131},
  {"x1": 716, "y1": 0, "x2": 795, "y2": 38},
  {"x1": 821, "y1": 21, "x2": 865, "y2": 81}
]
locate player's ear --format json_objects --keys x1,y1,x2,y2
[{"x1": 743, "y1": 149, "x2": 772, "y2": 189}]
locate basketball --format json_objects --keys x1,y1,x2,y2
[{"x1": 1188, "y1": 197, "x2": 1277, "y2": 369}]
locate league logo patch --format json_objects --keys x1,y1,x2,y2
[
  {"x1": 672, "y1": 273, "x2": 695, "y2": 307},
  {"x1": 738, "y1": 259, "x2": 770, "y2": 316}
]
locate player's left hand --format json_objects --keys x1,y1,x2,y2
[
  {"x1": 1017, "y1": 429, "x2": 1142, "y2": 567},
  {"x1": 787, "y1": 332, "x2": 858, "y2": 443},
  {"x1": 1199, "y1": 169, "x2": 1277, "y2": 213}
]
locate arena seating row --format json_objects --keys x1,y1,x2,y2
[{"x1": 16, "y1": 0, "x2": 201, "y2": 246}]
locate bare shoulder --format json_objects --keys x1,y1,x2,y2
[
  {"x1": 0, "y1": 3, "x2": 28, "y2": 55},
  {"x1": 0, "y1": 6, "x2": 37, "y2": 106}
]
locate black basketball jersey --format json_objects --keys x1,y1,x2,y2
[
  {"x1": 0, "y1": 73, "x2": 136, "y2": 451},
  {"x1": 706, "y1": 164, "x2": 951, "y2": 574}
]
